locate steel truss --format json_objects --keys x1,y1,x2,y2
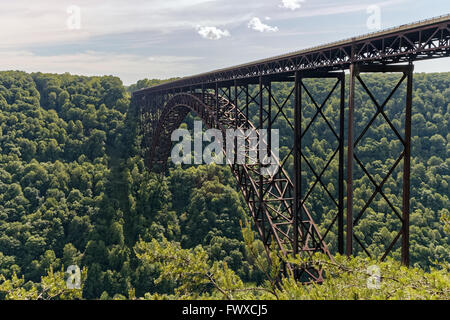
[{"x1": 132, "y1": 15, "x2": 450, "y2": 279}]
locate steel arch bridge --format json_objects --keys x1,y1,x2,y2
[{"x1": 133, "y1": 15, "x2": 450, "y2": 280}]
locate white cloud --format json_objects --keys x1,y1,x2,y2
[
  {"x1": 197, "y1": 26, "x2": 230, "y2": 40},
  {"x1": 248, "y1": 18, "x2": 279, "y2": 33},
  {"x1": 279, "y1": 0, "x2": 305, "y2": 11},
  {"x1": 0, "y1": 50, "x2": 202, "y2": 85}
]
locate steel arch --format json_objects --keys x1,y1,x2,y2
[{"x1": 142, "y1": 92, "x2": 332, "y2": 282}]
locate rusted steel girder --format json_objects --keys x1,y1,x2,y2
[{"x1": 133, "y1": 15, "x2": 449, "y2": 95}]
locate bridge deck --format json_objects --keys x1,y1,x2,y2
[{"x1": 134, "y1": 14, "x2": 450, "y2": 95}]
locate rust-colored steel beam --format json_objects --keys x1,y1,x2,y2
[
  {"x1": 402, "y1": 64, "x2": 414, "y2": 266},
  {"x1": 347, "y1": 64, "x2": 356, "y2": 257},
  {"x1": 338, "y1": 72, "x2": 345, "y2": 255},
  {"x1": 293, "y1": 71, "x2": 300, "y2": 263}
]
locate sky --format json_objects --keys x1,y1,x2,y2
[{"x1": 0, "y1": 0, "x2": 449, "y2": 85}]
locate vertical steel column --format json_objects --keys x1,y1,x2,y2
[
  {"x1": 293, "y1": 71, "x2": 301, "y2": 260},
  {"x1": 246, "y1": 84, "x2": 249, "y2": 128},
  {"x1": 268, "y1": 82, "x2": 272, "y2": 153},
  {"x1": 234, "y1": 80, "x2": 238, "y2": 168},
  {"x1": 402, "y1": 65, "x2": 413, "y2": 266},
  {"x1": 259, "y1": 76, "x2": 265, "y2": 243},
  {"x1": 234, "y1": 80, "x2": 238, "y2": 129},
  {"x1": 139, "y1": 95, "x2": 145, "y2": 150},
  {"x1": 215, "y1": 82, "x2": 219, "y2": 126},
  {"x1": 338, "y1": 74, "x2": 345, "y2": 255},
  {"x1": 346, "y1": 63, "x2": 357, "y2": 257},
  {"x1": 201, "y1": 84, "x2": 205, "y2": 104}
]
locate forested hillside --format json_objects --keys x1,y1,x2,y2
[{"x1": 0, "y1": 71, "x2": 448, "y2": 299}]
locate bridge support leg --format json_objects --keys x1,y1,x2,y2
[
  {"x1": 139, "y1": 94, "x2": 154, "y2": 169},
  {"x1": 258, "y1": 76, "x2": 266, "y2": 245},
  {"x1": 346, "y1": 63, "x2": 413, "y2": 265},
  {"x1": 293, "y1": 72, "x2": 300, "y2": 276},
  {"x1": 215, "y1": 82, "x2": 219, "y2": 126},
  {"x1": 347, "y1": 64, "x2": 356, "y2": 257},
  {"x1": 293, "y1": 71, "x2": 346, "y2": 264},
  {"x1": 338, "y1": 72, "x2": 345, "y2": 255},
  {"x1": 402, "y1": 64, "x2": 413, "y2": 266}
]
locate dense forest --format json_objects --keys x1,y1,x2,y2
[{"x1": 0, "y1": 70, "x2": 448, "y2": 299}]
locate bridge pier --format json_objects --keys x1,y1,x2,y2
[
  {"x1": 346, "y1": 63, "x2": 413, "y2": 266},
  {"x1": 292, "y1": 71, "x2": 346, "y2": 264}
]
